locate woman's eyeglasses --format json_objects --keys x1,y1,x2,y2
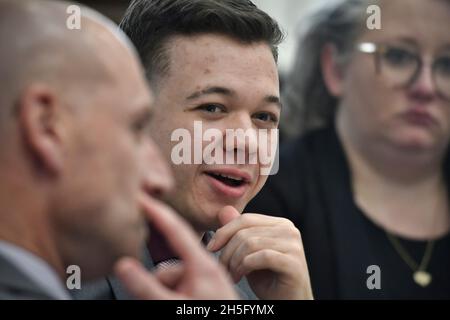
[{"x1": 357, "y1": 42, "x2": 450, "y2": 101}]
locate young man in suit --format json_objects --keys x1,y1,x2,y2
[{"x1": 75, "y1": 0, "x2": 313, "y2": 300}]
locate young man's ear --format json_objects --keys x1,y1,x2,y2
[
  {"x1": 321, "y1": 43, "x2": 344, "y2": 97},
  {"x1": 18, "y1": 84, "x2": 64, "y2": 175}
]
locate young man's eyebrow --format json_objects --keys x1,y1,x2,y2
[
  {"x1": 186, "y1": 86, "x2": 236, "y2": 100},
  {"x1": 186, "y1": 87, "x2": 282, "y2": 109}
]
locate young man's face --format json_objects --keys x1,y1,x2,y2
[{"x1": 149, "y1": 34, "x2": 280, "y2": 233}]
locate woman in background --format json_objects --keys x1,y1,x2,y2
[{"x1": 248, "y1": 0, "x2": 450, "y2": 299}]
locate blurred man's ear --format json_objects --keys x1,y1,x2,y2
[
  {"x1": 18, "y1": 84, "x2": 64, "y2": 175},
  {"x1": 321, "y1": 43, "x2": 344, "y2": 97}
]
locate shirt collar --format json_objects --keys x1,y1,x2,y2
[
  {"x1": 0, "y1": 241, "x2": 71, "y2": 300},
  {"x1": 147, "y1": 226, "x2": 213, "y2": 265}
]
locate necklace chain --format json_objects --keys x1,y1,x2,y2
[{"x1": 386, "y1": 232, "x2": 435, "y2": 272}]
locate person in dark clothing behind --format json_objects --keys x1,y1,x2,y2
[{"x1": 247, "y1": 0, "x2": 450, "y2": 299}]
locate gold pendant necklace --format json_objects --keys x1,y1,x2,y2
[
  {"x1": 413, "y1": 271, "x2": 432, "y2": 287},
  {"x1": 386, "y1": 233, "x2": 435, "y2": 287}
]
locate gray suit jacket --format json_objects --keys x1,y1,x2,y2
[
  {"x1": 0, "y1": 254, "x2": 54, "y2": 300},
  {"x1": 71, "y1": 245, "x2": 257, "y2": 300}
]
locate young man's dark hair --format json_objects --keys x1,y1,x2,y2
[{"x1": 119, "y1": 0, "x2": 284, "y2": 85}]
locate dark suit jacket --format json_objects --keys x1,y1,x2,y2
[
  {"x1": 72, "y1": 243, "x2": 257, "y2": 300},
  {"x1": 0, "y1": 254, "x2": 54, "y2": 300}
]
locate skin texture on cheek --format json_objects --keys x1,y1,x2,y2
[{"x1": 147, "y1": 35, "x2": 279, "y2": 233}]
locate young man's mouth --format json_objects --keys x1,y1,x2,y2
[{"x1": 203, "y1": 168, "x2": 252, "y2": 199}]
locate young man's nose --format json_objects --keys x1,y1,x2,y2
[{"x1": 222, "y1": 113, "x2": 259, "y2": 155}]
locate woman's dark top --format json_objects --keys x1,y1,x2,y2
[{"x1": 246, "y1": 125, "x2": 450, "y2": 299}]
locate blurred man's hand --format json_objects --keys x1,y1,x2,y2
[{"x1": 114, "y1": 196, "x2": 238, "y2": 300}]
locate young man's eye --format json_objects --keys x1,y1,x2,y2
[
  {"x1": 197, "y1": 104, "x2": 226, "y2": 113},
  {"x1": 254, "y1": 112, "x2": 278, "y2": 123}
]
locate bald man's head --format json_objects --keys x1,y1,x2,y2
[
  {"x1": 0, "y1": 0, "x2": 142, "y2": 136},
  {"x1": 0, "y1": 0, "x2": 165, "y2": 281}
]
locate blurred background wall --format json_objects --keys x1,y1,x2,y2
[{"x1": 252, "y1": 0, "x2": 315, "y2": 73}]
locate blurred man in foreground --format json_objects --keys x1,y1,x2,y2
[{"x1": 0, "y1": 0, "x2": 238, "y2": 300}]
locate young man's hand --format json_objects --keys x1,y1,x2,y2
[{"x1": 207, "y1": 206, "x2": 313, "y2": 300}]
